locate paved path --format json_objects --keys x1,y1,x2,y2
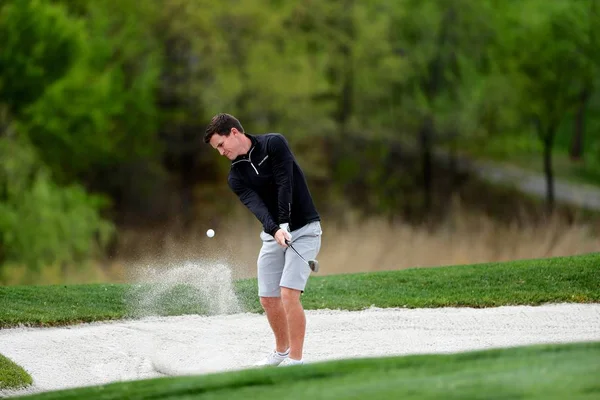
[{"x1": 439, "y1": 151, "x2": 600, "y2": 211}]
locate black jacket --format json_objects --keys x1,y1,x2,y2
[{"x1": 228, "y1": 133, "x2": 320, "y2": 236}]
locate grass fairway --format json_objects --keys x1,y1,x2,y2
[
  {"x1": 14, "y1": 341, "x2": 600, "y2": 400},
  {"x1": 0, "y1": 354, "x2": 32, "y2": 390},
  {"x1": 1, "y1": 252, "x2": 598, "y2": 328}
]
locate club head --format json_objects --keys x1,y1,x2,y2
[{"x1": 308, "y1": 260, "x2": 319, "y2": 273}]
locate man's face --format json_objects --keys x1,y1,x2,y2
[{"x1": 209, "y1": 128, "x2": 242, "y2": 160}]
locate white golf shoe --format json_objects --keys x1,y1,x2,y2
[
  {"x1": 253, "y1": 350, "x2": 289, "y2": 367},
  {"x1": 278, "y1": 357, "x2": 304, "y2": 367}
]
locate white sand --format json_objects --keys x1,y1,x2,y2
[{"x1": 1, "y1": 303, "x2": 599, "y2": 398}]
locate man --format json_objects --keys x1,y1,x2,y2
[{"x1": 204, "y1": 113, "x2": 322, "y2": 367}]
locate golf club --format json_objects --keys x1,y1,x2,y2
[{"x1": 285, "y1": 240, "x2": 319, "y2": 272}]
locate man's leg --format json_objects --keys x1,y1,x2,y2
[
  {"x1": 280, "y1": 288, "x2": 305, "y2": 360},
  {"x1": 279, "y1": 221, "x2": 322, "y2": 362},
  {"x1": 259, "y1": 296, "x2": 289, "y2": 353},
  {"x1": 255, "y1": 231, "x2": 290, "y2": 365}
]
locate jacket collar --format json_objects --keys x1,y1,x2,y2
[{"x1": 232, "y1": 133, "x2": 258, "y2": 163}]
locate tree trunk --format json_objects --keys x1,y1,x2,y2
[
  {"x1": 570, "y1": 88, "x2": 591, "y2": 161},
  {"x1": 420, "y1": 118, "x2": 433, "y2": 212},
  {"x1": 543, "y1": 129, "x2": 555, "y2": 214},
  {"x1": 336, "y1": 0, "x2": 354, "y2": 135}
]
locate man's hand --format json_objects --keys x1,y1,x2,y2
[{"x1": 275, "y1": 223, "x2": 292, "y2": 247}]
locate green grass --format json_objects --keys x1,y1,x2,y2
[
  {"x1": 14, "y1": 341, "x2": 600, "y2": 400},
  {"x1": 1, "y1": 252, "x2": 599, "y2": 328},
  {"x1": 0, "y1": 354, "x2": 32, "y2": 390}
]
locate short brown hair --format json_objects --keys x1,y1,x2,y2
[{"x1": 204, "y1": 113, "x2": 244, "y2": 143}]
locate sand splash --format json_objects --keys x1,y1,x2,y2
[{"x1": 125, "y1": 260, "x2": 243, "y2": 317}]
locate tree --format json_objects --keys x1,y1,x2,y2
[
  {"x1": 147, "y1": 0, "x2": 336, "y2": 222},
  {"x1": 0, "y1": 0, "x2": 84, "y2": 116},
  {"x1": 378, "y1": 0, "x2": 498, "y2": 210},
  {"x1": 0, "y1": 133, "x2": 114, "y2": 277},
  {"x1": 569, "y1": 0, "x2": 600, "y2": 161},
  {"x1": 21, "y1": 0, "x2": 164, "y2": 222},
  {"x1": 0, "y1": 0, "x2": 114, "y2": 275},
  {"x1": 498, "y1": 0, "x2": 592, "y2": 212}
]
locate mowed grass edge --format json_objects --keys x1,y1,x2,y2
[
  {"x1": 0, "y1": 354, "x2": 32, "y2": 390},
  {"x1": 1, "y1": 252, "x2": 598, "y2": 329},
  {"x1": 14, "y1": 341, "x2": 600, "y2": 400}
]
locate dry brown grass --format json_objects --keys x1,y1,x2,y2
[
  {"x1": 3, "y1": 203, "x2": 598, "y2": 286},
  {"x1": 318, "y1": 211, "x2": 599, "y2": 275},
  {"x1": 105, "y1": 203, "x2": 599, "y2": 282}
]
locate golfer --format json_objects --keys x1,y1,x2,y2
[{"x1": 204, "y1": 113, "x2": 322, "y2": 367}]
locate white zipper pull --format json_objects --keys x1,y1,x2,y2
[{"x1": 247, "y1": 147, "x2": 259, "y2": 175}]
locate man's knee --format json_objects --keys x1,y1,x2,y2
[
  {"x1": 280, "y1": 287, "x2": 301, "y2": 308},
  {"x1": 260, "y1": 296, "x2": 282, "y2": 311}
]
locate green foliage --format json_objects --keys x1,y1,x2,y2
[
  {"x1": 22, "y1": 0, "x2": 162, "y2": 184},
  {"x1": 382, "y1": 0, "x2": 498, "y2": 140},
  {"x1": 0, "y1": 134, "x2": 114, "y2": 274},
  {"x1": 0, "y1": 0, "x2": 84, "y2": 116},
  {"x1": 498, "y1": 1, "x2": 588, "y2": 137},
  {"x1": 0, "y1": 0, "x2": 116, "y2": 274},
  {"x1": 352, "y1": 1, "x2": 408, "y2": 133},
  {"x1": 157, "y1": 0, "x2": 334, "y2": 136},
  {"x1": 462, "y1": 0, "x2": 600, "y2": 160},
  {"x1": 2, "y1": 0, "x2": 600, "y2": 276}
]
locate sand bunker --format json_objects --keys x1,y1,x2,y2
[{"x1": 1, "y1": 303, "x2": 599, "y2": 397}]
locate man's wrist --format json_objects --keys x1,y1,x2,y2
[
  {"x1": 269, "y1": 226, "x2": 280, "y2": 237},
  {"x1": 269, "y1": 223, "x2": 291, "y2": 238}
]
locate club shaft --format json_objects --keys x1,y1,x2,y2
[
  {"x1": 287, "y1": 242, "x2": 309, "y2": 264},
  {"x1": 286, "y1": 240, "x2": 317, "y2": 272}
]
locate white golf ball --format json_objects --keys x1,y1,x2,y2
[{"x1": 206, "y1": 229, "x2": 215, "y2": 238}]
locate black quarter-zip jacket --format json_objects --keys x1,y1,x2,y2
[{"x1": 228, "y1": 133, "x2": 320, "y2": 237}]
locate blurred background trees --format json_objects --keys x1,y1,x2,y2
[{"x1": 1, "y1": 0, "x2": 599, "y2": 283}]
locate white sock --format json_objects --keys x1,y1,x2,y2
[{"x1": 276, "y1": 348, "x2": 290, "y2": 357}]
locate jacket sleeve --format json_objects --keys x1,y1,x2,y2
[
  {"x1": 228, "y1": 174, "x2": 279, "y2": 236},
  {"x1": 268, "y1": 135, "x2": 293, "y2": 226}
]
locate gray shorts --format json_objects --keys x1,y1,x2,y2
[{"x1": 257, "y1": 221, "x2": 322, "y2": 297}]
